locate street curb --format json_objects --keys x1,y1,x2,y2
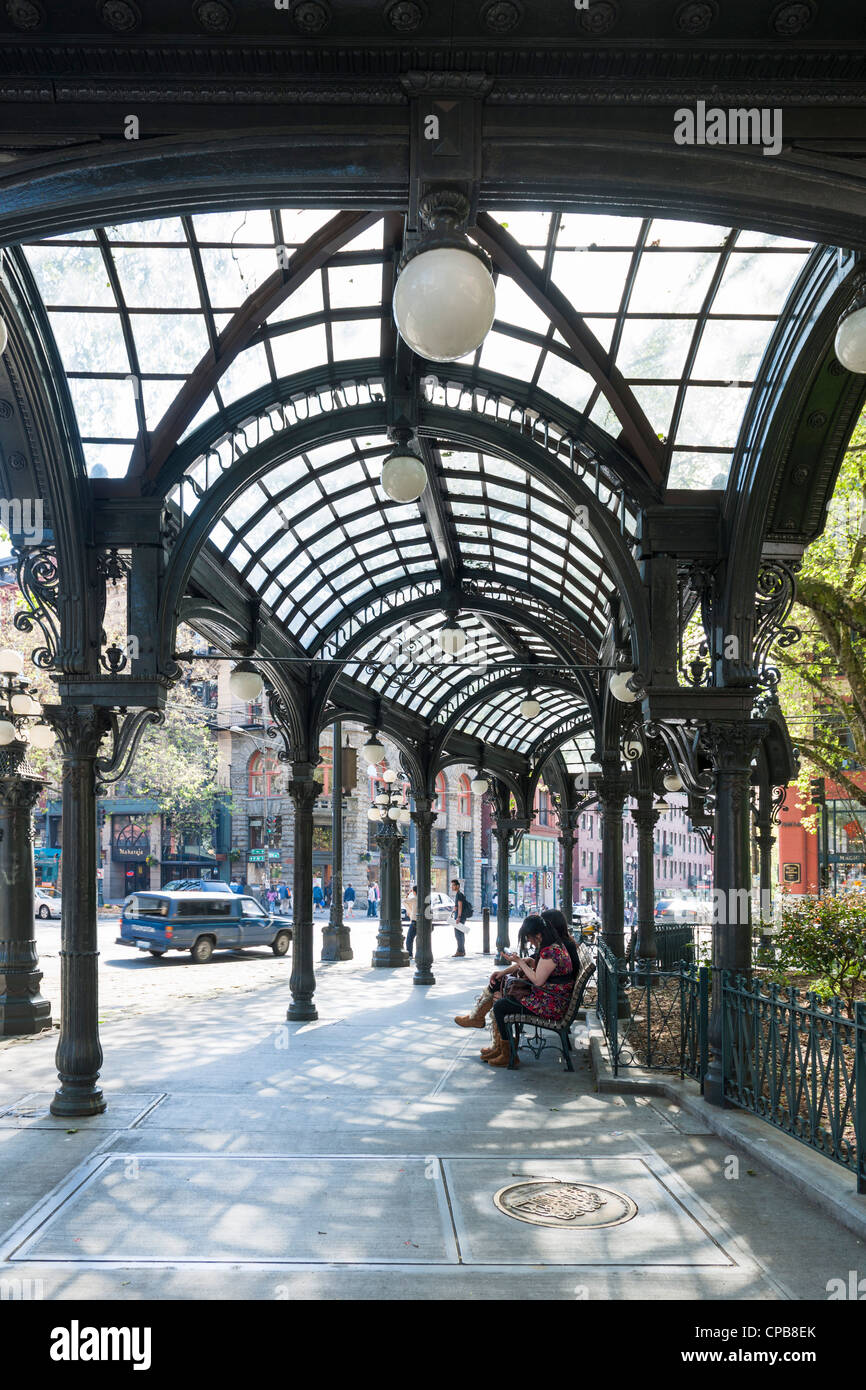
[{"x1": 584, "y1": 1012, "x2": 866, "y2": 1245}]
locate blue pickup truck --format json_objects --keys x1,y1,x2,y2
[{"x1": 117, "y1": 891, "x2": 292, "y2": 964}]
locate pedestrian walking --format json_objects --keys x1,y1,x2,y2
[
  {"x1": 367, "y1": 882, "x2": 379, "y2": 917},
  {"x1": 277, "y1": 880, "x2": 289, "y2": 915},
  {"x1": 313, "y1": 878, "x2": 324, "y2": 909},
  {"x1": 344, "y1": 882, "x2": 356, "y2": 916},
  {"x1": 405, "y1": 883, "x2": 418, "y2": 958},
  {"x1": 451, "y1": 877, "x2": 471, "y2": 957}
]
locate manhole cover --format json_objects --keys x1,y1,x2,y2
[{"x1": 493, "y1": 1180, "x2": 638, "y2": 1229}]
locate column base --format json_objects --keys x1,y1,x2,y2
[
  {"x1": 371, "y1": 947, "x2": 410, "y2": 968},
  {"x1": 287, "y1": 1000, "x2": 319, "y2": 1022},
  {"x1": 50, "y1": 1082, "x2": 106, "y2": 1117},
  {"x1": 321, "y1": 926, "x2": 353, "y2": 962},
  {"x1": 703, "y1": 1071, "x2": 727, "y2": 1107},
  {"x1": 0, "y1": 993, "x2": 52, "y2": 1038},
  {"x1": 413, "y1": 967, "x2": 436, "y2": 985}
]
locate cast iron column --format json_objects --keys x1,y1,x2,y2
[
  {"x1": 599, "y1": 764, "x2": 632, "y2": 1018},
  {"x1": 755, "y1": 788, "x2": 775, "y2": 946},
  {"x1": 703, "y1": 721, "x2": 765, "y2": 1106},
  {"x1": 321, "y1": 723, "x2": 352, "y2": 961},
  {"x1": 372, "y1": 816, "x2": 409, "y2": 967},
  {"x1": 50, "y1": 706, "x2": 111, "y2": 1116},
  {"x1": 632, "y1": 792, "x2": 660, "y2": 965},
  {"x1": 558, "y1": 825, "x2": 575, "y2": 923},
  {"x1": 287, "y1": 767, "x2": 319, "y2": 1021},
  {"x1": 0, "y1": 743, "x2": 50, "y2": 1037},
  {"x1": 493, "y1": 822, "x2": 513, "y2": 965},
  {"x1": 412, "y1": 798, "x2": 436, "y2": 985}
]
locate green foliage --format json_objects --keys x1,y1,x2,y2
[
  {"x1": 775, "y1": 892, "x2": 866, "y2": 1014},
  {"x1": 123, "y1": 684, "x2": 224, "y2": 846},
  {"x1": 776, "y1": 411, "x2": 866, "y2": 815}
]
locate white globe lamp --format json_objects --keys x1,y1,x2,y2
[
  {"x1": 835, "y1": 292, "x2": 866, "y2": 373},
  {"x1": 29, "y1": 722, "x2": 55, "y2": 750},
  {"x1": 229, "y1": 661, "x2": 263, "y2": 702},
  {"x1": 0, "y1": 720, "x2": 16, "y2": 745},
  {"x1": 520, "y1": 696, "x2": 541, "y2": 720},
  {"x1": 438, "y1": 621, "x2": 466, "y2": 656},
  {"x1": 663, "y1": 772, "x2": 684, "y2": 793},
  {"x1": 471, "y1": 774, "x2": 488, "y2": 795},
  {"x1": 0, "y1": 649, "x2": 24, "y2": 676},
  {"x1": 393, "y1": 192, "x2": 495, "y2": 363},
  {"x1": 361, "y1": 734, "x2": 385, "y2": 763},
  {"x1": 381, "y1": 442, "x2": 428, "y2": 503}
]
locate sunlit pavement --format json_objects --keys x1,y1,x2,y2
[{"x1": 0, "y1": 927, "x2": 863, "y2": 1302}]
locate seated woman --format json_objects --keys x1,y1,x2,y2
[
  {"x1": 486, "y1": 915, "x2": 577, "y2": 1067},
  {"x1": 453, "y1": 915, "x2": 539, "y2": 1030}
]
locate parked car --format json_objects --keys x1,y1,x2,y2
[
  {"x1": 35, "y1": 887, "x2": 61, "y2": 919},
  {"x1": 654, "y1": 897, "x2": 703, "y2": 922},
  {"x1": 118, "y1": 891, "x2": 291, "y2": 963},
  {"x1": 161, "y1": 878, "x2": 233, "y2": 893},
  {"x1": 572, "y1": 904, "x2": 600, "y2": 928}
]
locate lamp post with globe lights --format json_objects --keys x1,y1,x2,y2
[
  {"x1": 0, "y1": 646, "x2": 55, "y2": 1037},
  {"x1": 369, "y1": 766, "x2": 410, "y2": 968}
]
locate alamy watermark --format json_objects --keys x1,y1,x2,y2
[
  {"x1": 0, "y1": 497, "x2": 43, "y2": 546},
  {"x1": 674, "y1": 100, "x2": 783, "y2": 158}
]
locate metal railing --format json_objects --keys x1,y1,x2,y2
[
  {"x1": 722, "y1": 977, "x2": 866, "y2": 1192},
  {"x1": 596, "y1": 940, "x2": 707, "y2": 1082},
  {"x1": 594, "y1": 942, "x2": 865, "y2": 1192}
]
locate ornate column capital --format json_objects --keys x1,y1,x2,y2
[
  {"x1": 598, "y1": 772, "x2": 632, "y2": 814},
  {"x1": 287, "y1": 775, "x2": 319, "y2": 813},
  {"x1": 700, "y1": 719, "x2": 768, "y2": 773},
  {"x1": 44, "y1": 704, "x2": 113, "y2": 758},
  {"x1": 631, "y1": 801, "x2": 660, "y2": 834}
]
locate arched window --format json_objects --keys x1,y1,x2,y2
[
  {"x1": 433, "y1": 772, "x2": 447, "y2": 815},
  {"x1": 317, "y1": 744, "x2": 333, "y2": 796},
  {"x1": 457, "y1": 774, "x2": 471, "y2": 816},
  {"x1": 249, "y1": 751, "x2": 281, "y2": 798}
]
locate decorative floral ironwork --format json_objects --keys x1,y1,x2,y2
[
  {"x1": 13, "y1": 545, "x2": 59, "y2": 671},
  {"x1": 4, "y1": 0, "x2": 45, "y2": 28},
  {"x1": 96, "y1": 710, "x2": 165, "y2": 789},
  {"x1": 386, "y1": 0, "x2": 425, "y2": 31},
  {"x1": 645, "y1": 719, "x2": 714, "y2": 797},
  {"x1": 674, "y1": 1, "x2": 718, "y2": 33},
  {"x1": 193, "y1": 0, "x2": 235, "y2": 32},
  {"x1": 292, "y1": 0, "x2": 330, "y2": 32},
  {"x1": 95, "y1": 549, "x2": 129, "y2": 587},
  {"x1": 482, "y1": 1, "x2": 522, "y2": 33},
  {"x1": 770, "y1": 1, "x2": 815, "y2": 36},
  {"x1": 578, "y1": 0, "x2": 618, "y2": 34},
  {"x1": 97, "y1": 0, "x2": 141, "y2": 31}
]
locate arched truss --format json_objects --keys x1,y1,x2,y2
[
  {"x1": 430, "y1": 675, "x2": 595, "y2": 767},
  {"x1": 154, "y1": 402, "x2": 650, "y2": 684},
  {"x1": 15, "y1": 205, "x2": 814, "y2": 500},
  {"x1": 4, "y1": 197, "x2": 853, "y2": 794}
]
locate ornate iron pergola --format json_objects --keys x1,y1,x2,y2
[{"x1": 0, "y1": 0, "x2": 864, "y2": 1113}]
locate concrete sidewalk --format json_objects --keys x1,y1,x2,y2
[{"x1": 0, "y1": 946, "x2": 863, "y2": 1301}]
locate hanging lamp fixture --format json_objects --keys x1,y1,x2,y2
[{"x1": 393, "y1": 191, "x2": 496, "y2": 363}]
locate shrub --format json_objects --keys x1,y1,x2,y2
[{"x1": 775, "y1": 893, "x2": 866, "y2": 1015}]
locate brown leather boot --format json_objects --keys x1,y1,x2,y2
[
  {"x1": 455, "y1": 989, "x2": 493, "y2": 1029},
  {"x1": 485, "y1": 1020, "x2": 518, "y2": 1066},
  {"x1": 480, "y1": 1017, "x2": 502, "y2": 1058}
]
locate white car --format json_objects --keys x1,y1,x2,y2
[
  {"x1": 35, "y1": 888, "x2": 61, "y2": 919},
  {"x1": 429, "y1": 891, "x2": 456, "y2": 926}
]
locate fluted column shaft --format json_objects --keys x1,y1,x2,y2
[
  {"x1": 50, "y1": 706, "x2": 111, "y2": 1116},
  {"x1": 412, "y1": 800, "x2": 436, "y2": 986},
  {"x1": 493, "y1": 824, "x2": 512, "y2": 964},
  {"x1": 558, "y1": 827, "x2": 575, "y2": 922},
  {"x1": 599, "y1": 767, "x2": 631, "y2": 1018},
  {"x1": 288, "y1": 770, "x2": 319, "y2": 1021},
  {"x1": 0, "y1": 745, "x2": 50, "y2": 1037},
  {"x1": 703, "y1": 721, "x2": 765, "y2": 1106},
  {"x1": 632, "y1": 793, "x2": 660, "y2": 964},
  {"x1": 322, "y1": 724, "x2": 352, "y2": 962}
]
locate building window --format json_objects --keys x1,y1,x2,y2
[
  {"x1": 316, "y1": 744, "x2": 333, "y2": 796},
  {"x1": 249, "y1": 751, "x2": 281, "y2": 798},
  {"x1": 457, "y1": 774, "x2": 471, "y2": 816},
  {"x1": 433, "y1": 772, "x2": 447, "y2": 816}
]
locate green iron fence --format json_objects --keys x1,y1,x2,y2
[
  {"x1": 595, "y1": 943, "x2": 865, "y2": 1193},
  {"x1": 722, "y1": 977, "x2": 866, "y2": 1194},
  {"x1": 596, "y1": 940, "x2": 707, "y2": 1083}
]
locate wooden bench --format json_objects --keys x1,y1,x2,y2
[{"x1": 503, "y1": 949, "x2": 596, "y2": 1071}]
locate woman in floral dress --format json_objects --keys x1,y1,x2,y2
[{"x1": 486, "y1": 916, "x2": 576, "y2": 1067}]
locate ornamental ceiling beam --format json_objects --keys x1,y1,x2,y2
[
  {"x1": 125, "y1": 209, "x2": 382, "y2": 489},
  {"x1": 473, "y1": 212, "x2": 665, "y2": 485}
]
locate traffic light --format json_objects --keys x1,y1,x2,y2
[
  {"x1": 808, "y1": 777, "x2": 825, "y2": 806},
  {"x1": 274, "y1": 814, "x2": 282, "y2": 839},
  {"x1": 97, "y1": 805, "x2": 106, "y2": 829}
]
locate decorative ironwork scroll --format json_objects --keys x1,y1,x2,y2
[
  {"x1": 95, "y1": 709, "x2": 165, "y2": 790},
  {"x1": 644, "y1": 719, "x2": 714, "y2": 797},
  {"x1": 13, "y1": 545, "x2": 60, "y2": 670},
  {"x1": 754, "y1": 559, "x2": 801, "y2": 690}
]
